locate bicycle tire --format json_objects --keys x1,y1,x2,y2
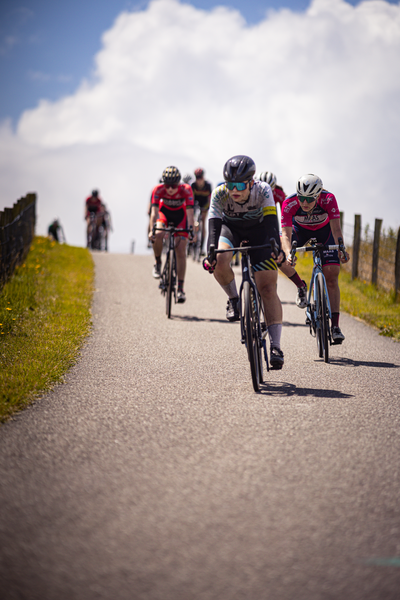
[
  {"x1": 316, "y1": 272, "x2": 329, "y2": 362},
  {"x1": 244, "y1": 281, "x2": 261, "y2": 392},
  {"x1": 166, "y1": 249, "x2": 175, "y2": 318}
]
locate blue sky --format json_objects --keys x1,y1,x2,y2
[{"x1": 0, "y1": 0, "x2": 399, "y2": 252}]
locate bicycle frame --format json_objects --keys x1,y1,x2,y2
[
  {"x1": 208, "y1": 239, "x2": 279, "y2": 390},
  {"x1": 291, "y1": 239, "x2": 341, "y2": 362},
  {"x1": 153, "y1": 223, "x2": 191, "y2": 318}
]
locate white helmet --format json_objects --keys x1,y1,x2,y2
[
  {"x1": 258, "y1": 171, "x2": 277, "y2": 189},
  {"x1": 296, "y1": 174, "x2": 323, "y2": 198}
]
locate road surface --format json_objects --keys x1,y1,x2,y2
[{"x1": 0, "y1": 252, "x2": 399, "y2": 599}]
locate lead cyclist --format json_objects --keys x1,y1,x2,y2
[{"x1": 203, "y1": 155, "x2": 286, "y2": 370}]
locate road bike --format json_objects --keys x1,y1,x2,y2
[
  {"x1": 152, "y1": 223, "x2": 192, "y2": 318},
  {"x1": 87, "y1": 212, "x2": 106, "y2": 250},
  {"x1": 290, "y1": 237, "x2": 346, "y2": 363},
  {"x1": 207, "y1": 238, "x2": 279, "y2": 392},
  {"x1": 187, "y1": 205, "x2": 203, "y2": 262}
]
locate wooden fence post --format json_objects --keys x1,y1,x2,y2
[
  {"x1": 395, "y1": 227, "x2": 400, "y2": 301},
  {"x1": 352, "y1": 214, "x2": 361, "y2": 280},
  {"x1": 372, "y1": 218, "x2": 382, "y2": 286}
]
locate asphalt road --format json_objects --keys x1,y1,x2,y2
[{"x1": 0, "y1": 252, "x2": 399, "y2": 600}]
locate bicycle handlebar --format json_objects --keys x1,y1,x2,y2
[
  {"x1": 290, "y1": 236, "x2": 346, "y2": 256},
  {"x1": 205, "y1": 238, "x2": 281, "y2": 273},
  {"x1": 152, "y1": 224, "x2": 193, "y2": 234}
]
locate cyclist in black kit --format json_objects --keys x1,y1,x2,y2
[
  {"x1": 191, "y1": 168, "x2": 212, "y2": 256},
  {"x1": 203, "y1": 155, "x2": 285, "y2": 369}
]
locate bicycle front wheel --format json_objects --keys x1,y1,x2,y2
[
  {"x1": 316, "y1": 272, "x2": 329, "y2": 362},
  {"x1": 166, "y1": 249, "x2": 175, "y2": 318},
  {"x1": 243, "y1": 281, "x2": 262, "y2": 392}
]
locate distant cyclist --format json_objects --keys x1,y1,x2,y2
[
  {"x1": 279, "y1": 174, "x2": 350, "y2": 344},
  {"x1": 257, "y1": 171, "x2": 286, "y2": 208},
  {"x1": 191, "y1": 168, "x2": 212, "y2": 256},
  {"x1": 48, "y1": 219, "x2": 65, "y2": 243},
  {"x1": 85, "y1": 190, "x2": 103, "y2": 247},
  {"x1": 149, "y1": 166, "x2": 194, "y2": 303},
  {"x1": 203, "y1": 155, "x2": 285, "y2": 369},
  {"x1": 101, "y1": 203, "x2": 112, "y2": 252}
]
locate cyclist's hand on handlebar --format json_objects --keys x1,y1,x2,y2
[
  {"x1": 338, "y1": 237, "x2": 350, "y2": 263},
  {"x1": 272, "y1": 249, "x2": 286, "y2": 267},
  {"x1": 202, "y1": 256, "x2": 216, "y2": 273},
  {"x1": 270, "y1": 238, "x2": 286, "y2": 267}
]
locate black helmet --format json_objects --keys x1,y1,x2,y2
[
  {"x1": 162, "y1": 166, "x2": 181, "y2": 185},
  {"x1": 92, "y1": 189, "x2": 99, "y2": 197},
  {"x1": 223, "y1": 155, "x2": 256, "y2": 182}
]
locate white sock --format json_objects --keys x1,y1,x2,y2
[{"x1": 221, "y1": 278, "x2": 238, "y2": 299}]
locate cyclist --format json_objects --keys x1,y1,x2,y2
[
  {"x1": 279, "y1": 174, "x2": 350, "y2": 344},
  {"x1": 85, "y1": 189, "x2": 103, "y2": 247},
  {"x1": 149, "y1": 166, "x2": 194, "y2": 303},
  {"x1": 48, "y1": 219, "x2": 65, "y2": 243},
  {"x1": 101, "y1": 203, "x2": 112, "y2": 252},
  {"x1": 257, "y1": 171, "x2": 286, "y2": 208},
  {"x1": 203, "y1": 155, "x2": 285, "y2": 369},
  {"x1": 191, "y1": 168, "x2": 212, "y2": 256}
]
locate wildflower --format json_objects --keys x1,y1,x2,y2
[{"x1": 6, "y1": 308, "x2": 12, "y2": 311}]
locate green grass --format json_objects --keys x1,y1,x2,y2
[
  {"x1": 0, "y1": 236, "x2": 94, "y2": 422},
  {"x1": 294, "y1": 254, "x2": 400, "y2": 341}
]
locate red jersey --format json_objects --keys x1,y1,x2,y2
[
  {"x1": 273, "y1": 185, "x2": 286, "y2": 207},
  {"x1": 86, "y1": 196, "x2": 103, "y2": 213},
  {"x1": 151, "y1": 183, "x2": 194, "y2": 211}
]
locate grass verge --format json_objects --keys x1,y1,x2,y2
[
  {"x1": 294, "y1": 254, "x2": 400, "y2": 341},
  {"x1": 0, "y1": 236, "x2": 94, "y2": 423}
]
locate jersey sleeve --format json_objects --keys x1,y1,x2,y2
[
  {"x1": 183, "y1": 184, "x2": 194, "y2": 207},
  {"x1": 281, "y1": 195, "x2": 299, "y2": 228},
  {"x1": 320, "y1": 191, "x2": 340, "y2": 220},
  {"x1": 151, "y1": 184, "x2": 163, "y2": 206},
  {"x1": 208, "y1": 184, "x2": 228, "y2": 220}
]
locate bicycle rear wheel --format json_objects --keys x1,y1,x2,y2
[
  {"x1": 316, "y1": 272, "x2": 329, "y2": 362},
  {"x1": 243, "y1": 281, "x2": 262, "y2": 392}
]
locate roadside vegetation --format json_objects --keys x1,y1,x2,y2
[
  {"x1": 0, "y1": 237, "x2": 94, "y2": 423},
  {"x1": 295, "y1": 254, "x2": 400, "y2": 341}
]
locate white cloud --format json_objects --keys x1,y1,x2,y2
[{"x1": 1, "y1": 0, "x2": 400, "y2": 253}]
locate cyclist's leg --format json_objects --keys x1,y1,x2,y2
[
  {"x1": 175, "y1": 234, "x2": 187, "y2": 286},
  {"x1": 251, "y1": 225, "x2": 283, "y2": 366},
  {"x1": 254, "y1": 270, "x2": 282, "y2": 336}
]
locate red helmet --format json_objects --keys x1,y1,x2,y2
[{"x1": 194, "y1": 168, "x2": 204, "y2": 178}]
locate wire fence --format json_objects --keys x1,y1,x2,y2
[
  {"x1": 340, "y1": 213, "x2": 400, "y2": 299},
  {"x1": 0, "y1": 194, "x2": 36, "y2": 291}
]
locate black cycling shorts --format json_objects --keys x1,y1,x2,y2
[
  {"x1": 292, "y1": 223, "x2": 339, "y2": 266},
  {"x1": 220, "y1": 220, "x2": 277, "y2": 272}
]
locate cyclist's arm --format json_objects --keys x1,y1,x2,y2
[
  {"x1": 149, "y1": 204, "x2": 159, "y2": 235},
  {"x1": 206, "y1": 218, "x2": 222, "y2": 254},
  {"x1": 329, "y1": 218, "x2": 344, "y2": 246},
  {"x1": 186, "y1": 205, "x2": 194, "y2": 230},
  {"x1": 263, "y1": 206, "x2": 282, "y2": 251},
  {"x1": 330, "y1": 218, "x2": 350, "y2": 262}
]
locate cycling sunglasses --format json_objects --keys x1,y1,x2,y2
[
  {"x1": 226, "y1": 181, "x2": 248, "y2": 191},
  {"x1": 165, "y1": 183, "x2": 179, "y2": 189},
  {"x1": 298, "y1": 195, "x2": 317, "y2": 204}
]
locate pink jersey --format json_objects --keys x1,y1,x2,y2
[{"x1": 281, "y1": 190, "x2": 340, "y2": 231}]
